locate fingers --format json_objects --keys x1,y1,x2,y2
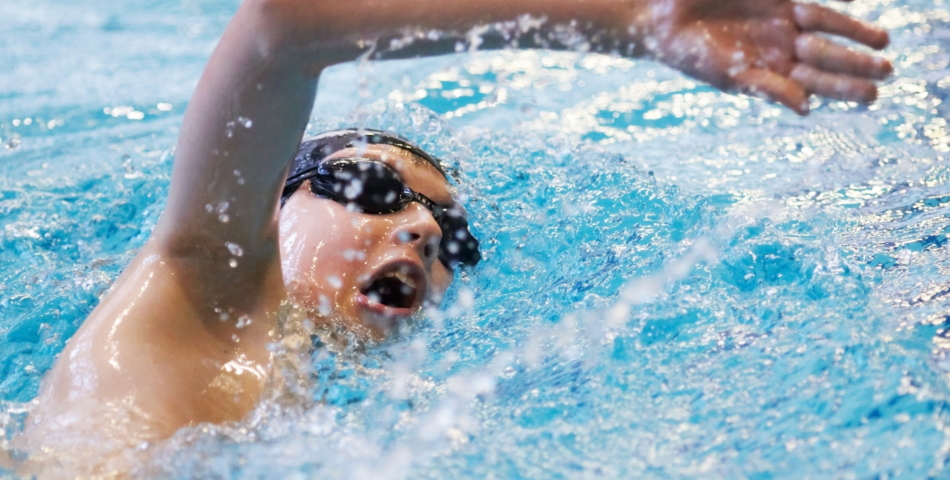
[
  {"x1": 794, "y1": 3, "x2": 889, "y2": 49},
  {"x1": 733, "y1": 68, "x2": 810, "y2": 115},
  {"x1": 796, "y1": 33, "x2": 892, "y2": 79},
  {"x1": 790, "y1": 4, "x2": 891, "y2": 108},
  {"x1": 789, "y1": 64, "x2": 878, "y2": 103}
]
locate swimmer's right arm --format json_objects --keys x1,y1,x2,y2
[
  {"x1": 148, "y1": 0, "x2": 891, "y2": 320},
  {"x1": 252, "y1": 0, "x2": 891, "y2": 112}
]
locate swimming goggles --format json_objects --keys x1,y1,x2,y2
[{"x1": 282, "y1": 158, "x2": 480, "y2": 269}]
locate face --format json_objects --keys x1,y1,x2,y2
[{"x1": 278, "y1": 144, "x2": 456, "y2": 341}]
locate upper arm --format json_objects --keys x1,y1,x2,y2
[{"x1": 150, "y1": 0, "x2": 320, "y2": 292}]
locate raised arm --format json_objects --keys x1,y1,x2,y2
[
  {"x1": 149, "y1": 0, "x2": 890, "y2": 314},
  {"x1": 148, "y1": 0, "x2": 643, "y2": 313}
]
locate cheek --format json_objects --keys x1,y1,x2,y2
[
  {"x1": 278, "y1": 200, "x2": 389, "y2": 305},
  {"x1": 279, "y1": 203, "x2": 355, "y2": 296},
  {"x1": 278, "y1": 208, "x2": 308, "y2": 279}
]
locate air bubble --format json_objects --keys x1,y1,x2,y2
[{"x1": 229, "y1": 259, "x2": 238, "y2": 268}]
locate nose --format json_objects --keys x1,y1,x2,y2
[{"x1": 391, "y1": 202, "x2": 442, "y2": 266}]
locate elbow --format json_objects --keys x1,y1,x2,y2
[
  {"x1": 235, "y1": 0, "x2": 362, "y2": 71},
  {"x1": 239, "y1": 0, "x2": 353, "y2": 65},
  {"x1": 238, "y1": 0, "x2": 315, "y2": 54}
]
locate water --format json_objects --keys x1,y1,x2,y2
[{"x1": 3, "y1": 0, "x2": 950, "y2": 477}]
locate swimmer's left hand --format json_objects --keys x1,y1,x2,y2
[{"x1": 635, "y1": 0, "x2": 892, "y2": 114}]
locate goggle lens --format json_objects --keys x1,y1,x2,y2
[{"x1": 303, "y1": 159, "x2": 481, "y2": 268}]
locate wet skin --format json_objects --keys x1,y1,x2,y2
[{"x1": 21, "y1": 146, "x2": 455, "y2": 461}]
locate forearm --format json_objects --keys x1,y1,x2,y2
[{"x1": 256, "y1": 0, "x2": 652, "y2": 66}]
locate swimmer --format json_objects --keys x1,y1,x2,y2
[{"x1": 14, "y1": 0, "x2": 891, "y2": 475}]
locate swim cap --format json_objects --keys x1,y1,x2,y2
[{"x1": 281, "y1": 128, "x2": 448, "y2": 206}]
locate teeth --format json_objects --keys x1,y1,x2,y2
[{"x1": 390, "y1": 269, "x2": 416, "y2": 289}]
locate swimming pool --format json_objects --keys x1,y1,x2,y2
[{"x1": 3, "y1": 0, "x2": 950, "y2": 477}]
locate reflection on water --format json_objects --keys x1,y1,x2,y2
[{"x1": 3, "y1": 0, "x2": 950, "y2": 477}]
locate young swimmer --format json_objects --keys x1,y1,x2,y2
[{"x1": 15, "y1": 0, "x2": 892, "y2": 473}]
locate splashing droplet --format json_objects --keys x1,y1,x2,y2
[{"x1": 225, "y1": 242, "x2": 244, "y2": 257}]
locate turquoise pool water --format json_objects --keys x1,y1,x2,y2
[{"x1": 4, "y1": 0, "x2": 950, "y2": 477}]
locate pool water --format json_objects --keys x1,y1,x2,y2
[{"x1": 3, "y1": 0, "x2": 950, "y2": 477}]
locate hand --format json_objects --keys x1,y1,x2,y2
[{"x1": 640, "y1": 0, "x2": 891, "y2": 114}]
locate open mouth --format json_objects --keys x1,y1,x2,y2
[{"x1": 360, "y1": 265, "x2": 423, "y2": 312}]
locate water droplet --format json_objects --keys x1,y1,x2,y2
[
  {"x1": 342, "y1": 249, "x2": 366, "y2": 261},
  {"x1": 236, "y1": 315, "x2": 252, "y2": 328},
  {"x1": 225, "y1": 242, "x2": 244, "y2": 257},
  {"x1": 318, "y1": 295, "x2": 332, "y2": 316},
  {"x1": 344, "y1": 179, "x2": 364, "y2": 199}
]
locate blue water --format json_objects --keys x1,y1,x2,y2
[{"x1": 4, "y1": 0, "x2": 950, "y2": 477}]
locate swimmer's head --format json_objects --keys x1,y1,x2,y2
[{"x1": 277, "y1": 129, "x2": 478, "y2": 341}]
